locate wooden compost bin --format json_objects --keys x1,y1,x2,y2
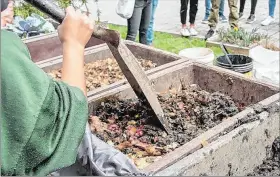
[{"x1": 87, "y1": 62, "x2": 279, "y2": 175}]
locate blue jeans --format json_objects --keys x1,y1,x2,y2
[
  {"x1": 146, "y1": 0, "x2": 158, "y2": 45},
  {"x1": 269, "y1": 0, "x2": 276, "y2": 17},
  {"x1": 127, "y1": 0, "x2": 152, "y2": 44},
  {"x1": 205, "y1": 0, "x2": 225, "y2": 18}
]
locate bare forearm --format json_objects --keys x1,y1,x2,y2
[{"x1": 61, "y1": 43, "x2": 86, "y2": 96}]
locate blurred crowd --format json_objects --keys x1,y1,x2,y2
[
  {"x1": 125, "y1": 0, "x2": 277, "y2": 45},
  {"x1": 1, "y1": 0, "x2": 277, "y2": 44}
]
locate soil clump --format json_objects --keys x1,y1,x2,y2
[{"x1": 247, "y1": 137, "x2": 280, "y2": 176}]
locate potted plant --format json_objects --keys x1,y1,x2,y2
[{"x1": 206, "y1": 27, "x2": 268, "y2": 56}]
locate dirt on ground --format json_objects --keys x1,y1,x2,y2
[
  {"x1": 247, "y1": 136, "x2": 280, "y2": 176},
  {"x1": 48, "y1": 58, "x2": 156, "y2": 92},
  {"x1": 89, "y1": 84, "x2": 240, "y2": 169}
]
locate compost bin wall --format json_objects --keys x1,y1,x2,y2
[
  {"x1": 192, "y1": 63, "x2": 279, "y2": 105},
  {"x1": 24, "y1": 33, "x2": 105, "y2": 62}
]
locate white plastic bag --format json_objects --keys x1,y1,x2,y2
[
  {"x1": 250, "y1": 46, "x2": 280, "y2": 85},
  {"x1": 116, "y1": 0, "x2": 135, "y2": 19}
]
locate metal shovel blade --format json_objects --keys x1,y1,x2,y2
[{"x1": 24, "y1": 0, "x2": 172, "y2": 134}]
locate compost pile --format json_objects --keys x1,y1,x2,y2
[
  {"x1": 89, "y1": 85, "x2": 240, "y2": 169},
  {"x1": 48, "y1": 58, "x2": 156, "y2": 91},
  {"x1": 247, "y1": 137, "x2": 280, "y2": 176}
]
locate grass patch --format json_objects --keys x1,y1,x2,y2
[{"x1": 109, "y1": 24, "x2": 223, "y2": 58}]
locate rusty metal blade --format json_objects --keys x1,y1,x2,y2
[{"x1": 108, "y1": 42, "x2": 172, "y2": 133}]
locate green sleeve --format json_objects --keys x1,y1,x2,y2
[{"x1": 1, "y1": 30, "x2": 88, "y2": 176}]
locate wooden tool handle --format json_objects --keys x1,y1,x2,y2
[
  {"x1": 24, "y1": 0, "x2": 121, "y2": 48},
  {"x1": 25, "y1": 0, "x2": 65, "y2": 23}
]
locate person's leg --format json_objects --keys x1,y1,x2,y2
[
  {"x1": 206, "y1": 0, "x2": 219, "y2": 39},
  {"x1": 139, "y1": 0, "x2": 152, "y2": 44},
  {"x1": 219, "y1": 0, "x2": 228, "y2": 22},
  {"x1": 189, "y1": 0, "x2": 198, "y2": 25},
  {"x1": 180, "y1": 0, "x2": 190, "y2": 36},
  {"x1": 146, "y1": 0, "x2": 158, "y2": 45},
  {"x1": 261, "y1": 0, "x2": 276, "y2": 26},
  {"x1": 250, "y1": 0, "x2": 258, "y2": 14},
  {"x1": 269, "y1": 0, "x2": 276, "y2": 17},
  {"x1": 205, "y1": 0, "x2": 211, "y2": 18},
  {"x1": 239, "y1": 0, "x2": 245, "y2": 18},
  {"x1": 246, "y1": 0, "x2": 258, "y2": 23},
  {"x1": 228, "y1": 0, "x2": 239, "y2": 28},
  {"x1": 208, "y1": 0, "x2": 220, "y2": 29},
  {"x1": 218, "y1": 0, "x2": 224, "y2": 16},
  {"x1": 239, "y1": 0, "x2": 246, "y2": 13},
  {"x1": 202, "y1": 0, "x2": 211, "y2": 23},
  {"x1": 180, "y1": 0, "x2": 188, "y2": 26},
  {"x1": 189, "y1": 0, "x2": 198, "y2": 35},
  {"x1": 126, "y1": 0, "x2": 145, "y2": 41}
]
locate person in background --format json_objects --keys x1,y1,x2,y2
[
  {"x1": 1, "y1": 0, "x2": 13, "y2": 28},
  {"x1": 146, "y1": 0, "x2": 158, "y2": 46},
  {"x1": 239, "y1": 0, "x2": 258, "y2": 24},
  {"x1": 180, "y1": 0, "x2": 199, "y2": 36},
  {"x1": 205, "y1": 0, "x2": 238, "y2": 39},
  {"x1": 261, "y1": 0, "x2": 276, "y2": 26},
  {"x1": 202, "y1": 0, "x2": 227, "y2": 24},
  {"x1": 126, "y1": 0, "x2": 152, "y2": 45}
]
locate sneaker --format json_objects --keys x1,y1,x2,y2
[
  {"x1": 246, "y1": 14, "x2": 256, "y2": 24},
  {"x1": 261, "y1": 16, "x2": 275, "y2": 26},
  {"x1": 205, "y1": 28, "x2": 215, "y2": 40},
  {"x1": 239, "y1": 12, "x2": 243, "y2": 19},
  {"x1": 202, "y1": 16, "x2": 209, "y2": 24},
  {"x1": 180, "y1": 28, "x2": 190, "y2": 37},
  {"x1": 219, "y1": 15, "x2": 228, "y2": 23},
  {"x1": 189, "y1": 27, "x2": 198, "y2": 36}
]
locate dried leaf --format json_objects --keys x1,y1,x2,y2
[
  {"x1": 131, "y1": 140, "x2": 149, "y2": 150},
  {"x1": 89, "y1": 116, "x2": 107, "y2": 132},
  {"x1": 145, "y1": 146, "x2": 161, "y2": 156},
  {"x1": 127, "y1": 120, "x2": 137, "y2": 125},
  {"x1": 117, "y1": 141, "x2": 132, "y2": 150},
  {"x1": 126, "y1": 126, "x2": 137, "y2": 136},
  {"x1": 135, "y1": 150, "x2": 147, "y2": 158},
  {"x1": 134, "y1": 158, "x2": 150, "y2": 169},
  {"x1": 201, "y1": 139, "x2": 208, "y2": 147},
  {"x1": 107, "y1": 140, "x2": 114, "y2": 146}
]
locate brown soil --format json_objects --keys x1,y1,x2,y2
[
  {"x1": 48, "y1": 58, "x2": 156, "y2": 92},
  {"x1": 247, "y1": 137, "x2": 280, "y2": 176},
  {"x1": 89, "y1": 85, "x2": 240, "y2": 169}
]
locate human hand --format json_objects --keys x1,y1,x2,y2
[
  {"x1": 1, "y1": 1, "x2": 14, "y2": 27},
  {"x1": 58, "y1": 6, "x2": 94, "y2": 50}
]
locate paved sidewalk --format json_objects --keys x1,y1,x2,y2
[{"x1": 86, "y1": 0, "x2": 279, "y2": 46}]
